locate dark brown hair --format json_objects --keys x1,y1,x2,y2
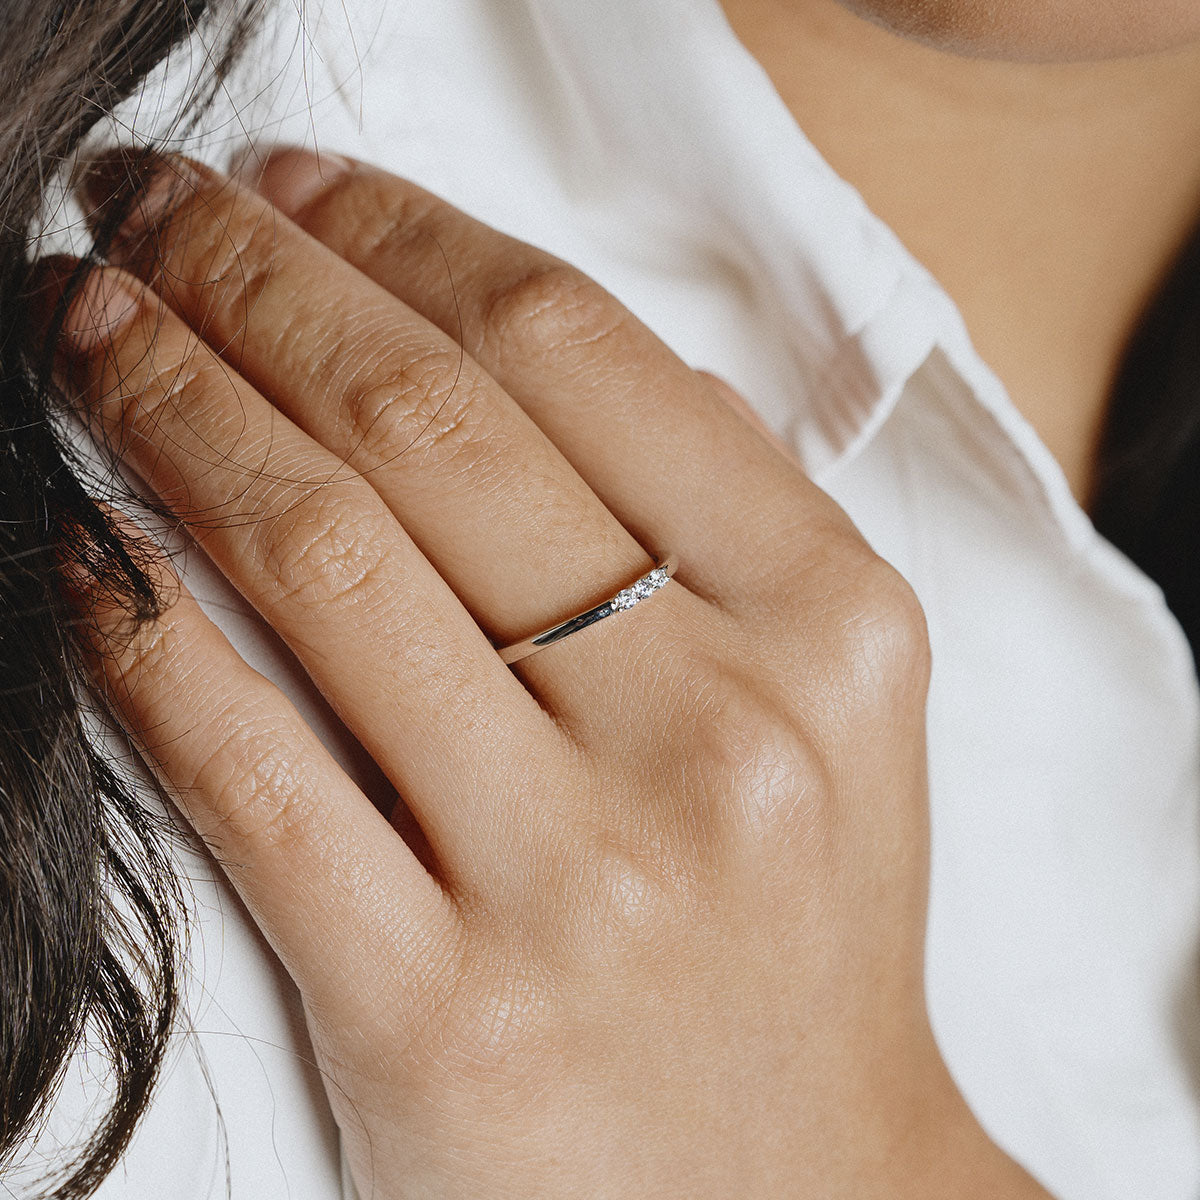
[
  {"x1": 1093, "y1": 213, "x2": 1200, "y2": 661},
  {"x1": 0, "y1": 2, "x2": 263, "y2": 1194}
]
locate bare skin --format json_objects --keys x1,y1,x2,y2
[
  {"x1": 39, "y1": 148, "x2": 1055, "y2": 1197},
  {"x1": 832, "y1": 0, "x2": 1200, "y2": 60},
  {"x1": 721, "y1": 0, "x2": 1200, "y2": 504}
]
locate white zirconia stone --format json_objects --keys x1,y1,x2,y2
[
  {"x1": 649, "y1": 567, "x2": 668, "y2": 585},
  {"x1": 632, "y1": 578, "x2": 655, "y2": 599},
  {"x1": 613, "y1": 588, "x2": 637, "y2": 611}
]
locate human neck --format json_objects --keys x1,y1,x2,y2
[{"x1": 720, "y1": 0, "x2": 1200, "y2": 506}]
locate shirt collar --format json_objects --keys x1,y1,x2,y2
[{"x1": 530, "y1": 0, "x2": 1110, "y2": 553}]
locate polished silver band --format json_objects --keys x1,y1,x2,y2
[{"x1": 497, "y1": 555, "x2": 679, "y2": 666}]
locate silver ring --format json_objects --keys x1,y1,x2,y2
[{"x1": 497, "y1": 555, "x2": 678, "y2": 666}]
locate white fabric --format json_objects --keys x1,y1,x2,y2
[{"x1": 33, "y1": 1, "x2": 1200, "y2": 1196}]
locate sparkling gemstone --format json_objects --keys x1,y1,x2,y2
[
  {"x1": 650, "y1": 567, "x2": 669, "y2": 585},
  {"x1": 632, "y1": 577, "x2": 655, "y2": 599},
  {"x1": 613, "y1": 588, "x2": 637, "y2": 611}
]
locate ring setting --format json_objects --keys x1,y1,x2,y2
[
  {"x1": 610, "y1": 563, "x2": 671, "y2": 612},
  {"x1": 497, "y1": 556, "x2": 678, "y2": 665}
]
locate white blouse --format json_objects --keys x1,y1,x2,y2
[{"x1": 26, "y1": 1, "x2": 1199, "y2": 1197}]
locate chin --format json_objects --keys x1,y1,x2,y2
[{"x1": 836, "y1": 0, "x2": 1200, "y2": 62}]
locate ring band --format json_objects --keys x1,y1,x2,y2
[{"x1": 497, "y1": 555, "x2": 678, "y2": 665}]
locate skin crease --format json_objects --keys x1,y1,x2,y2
[
  {"x1": 719, "y1": 0, "x2": 1200, "y2": 504},
  {"x1": 46, "y1": 147, "x2": 1058, "y2": 1196}
]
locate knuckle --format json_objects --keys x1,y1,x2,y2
[
  {"x1": 683, "y1": 676, "x2": 833, "y2": 848},
  {"x1": 160, "y1": 184, "x2": 280, "y2": 320},
  {"x1": 109, "y1": 603, "x2": 187, "y2": 688},
  {"x1": 480, "y1": 262, "x2": 625, "y2": 366},
  {"x1": 109, "y1": 342, "x2": 276, "y2": 517},
  {"x1": 258, "y1": 492, "x2": 395, "y2": 613},
  {"x1": 341, "y1": 177, "x2": 440, "y2": 267},
  {"x1": 425, "y1": 955, "x2": 547, "y2": 1086},
  {"x1": 834, "y1": 551, "x2": 932, "y2": 702},
  {"x1": 187, "y1": 712, "x2": 321, "y2": 852},
  {"x1": 116, "y1": 333, "x2": 216, "y2": 434},
  {"x1": 219, "y1": 230, "x2": 278, "y2": 322},
  {"x1": 341, "y1": 349, "x2": 494, "y2": 473},
  {"x1": 578, "y1": 837, "x2": 697, "y2": 953}
]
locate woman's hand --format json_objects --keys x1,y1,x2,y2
[{"x1": 49, "y1": 148, "x2": 1048, "y2": 1198}]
